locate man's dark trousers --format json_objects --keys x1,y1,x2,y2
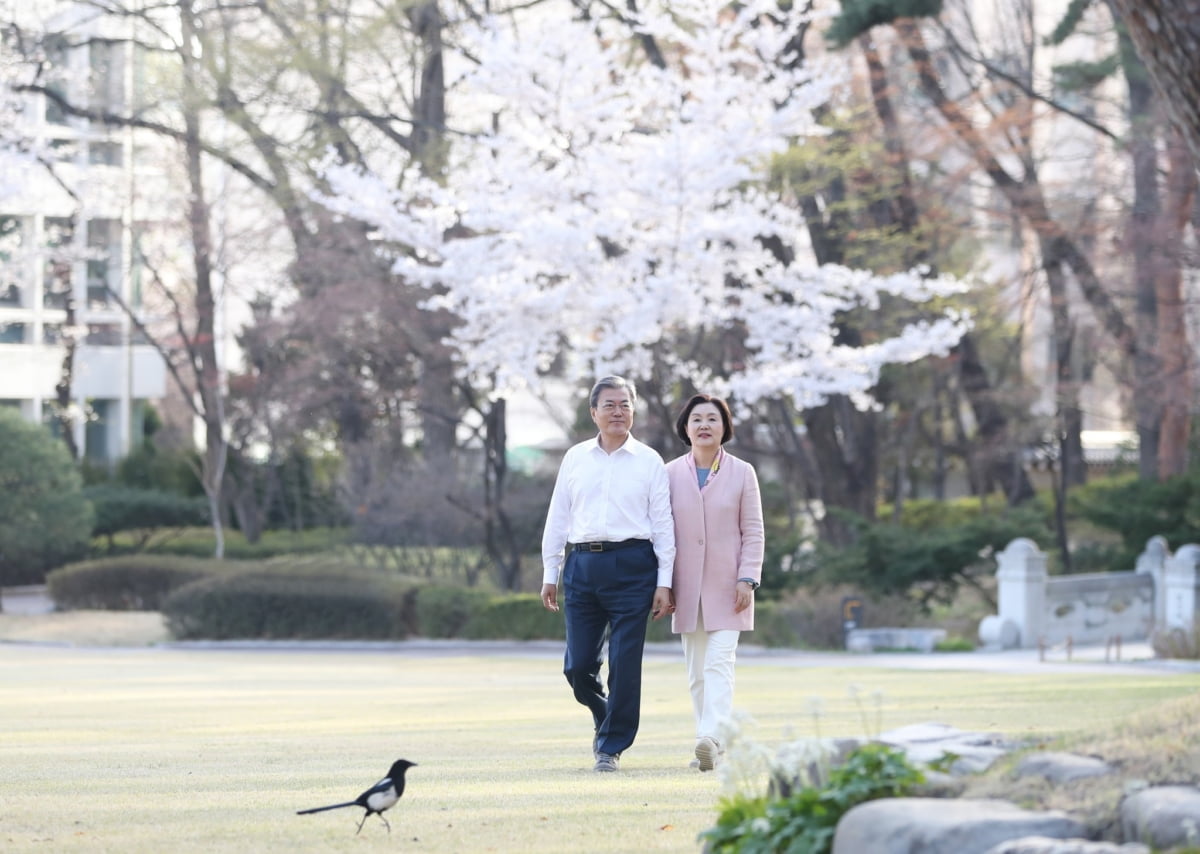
[{"x1": 561, "y1": 541, "x2": 657, "y2": 757}]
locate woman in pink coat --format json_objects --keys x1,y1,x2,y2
[{"x1": 666, "y1": 393, "x2": 764, "y2": 772}]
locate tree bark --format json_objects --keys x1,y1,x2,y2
[
  {"x1": 1156, "y1": 128, "x2": 1198, "y2": 477},
  {"x1": 1107, "y1": 0, "x2": 1200, "y2": 166},
  {"x1": 803, "y1": 396, "x2": 879, "y2": 545},
  {"x1": 49, "y1": 255, "x2": 79, "y2": 460},
  {"x1": 1121, "y1": 34, "x2": 1164, "y2": 480},
  {"x1": 953, "y1": 333, "x2": 1035, "y2": 503},
  {"x1": 181, "y1": 0, "x2": 228, "y2": 558}
]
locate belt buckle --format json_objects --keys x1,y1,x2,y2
[{"x1": 588, "y1": 542, "x2": 604, "y2": 552}]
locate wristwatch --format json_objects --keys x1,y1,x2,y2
[{"x1": 737, "y1": 578, "x2": 759, "y2": 591}]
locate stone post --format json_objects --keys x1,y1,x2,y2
[
  {"x1": 1163, "y1": 544, "x2": 1200, "y2": 634},
  {"x1": 1135, "y1": 535, "x2": 1170, "y2": 629},
  {"x1": 993, "y1": 538, "x2": 1046, "y2": 649}
]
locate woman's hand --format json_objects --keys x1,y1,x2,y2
[{"x1": 733, "y1": 580, "x2": 754, "y2": 613}]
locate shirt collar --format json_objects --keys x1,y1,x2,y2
[{"x1": 591, "y1": 433, "x2": 643, "y2": 456}]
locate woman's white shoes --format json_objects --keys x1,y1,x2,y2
[{"x1": 695, "y1": 737, "x2": 719, "y2": 772}]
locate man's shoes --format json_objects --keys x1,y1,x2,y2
[
  {"x1": 695, "y1": 737, "x2": 720, "y2": 772},
  {"x1": 594, "y1": 752, "x2": 620, "y2": 773}
]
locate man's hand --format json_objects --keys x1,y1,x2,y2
[
  {"x1": 541, "y1": 583, "x2": 559, "y2": 612},
  {"x1": 650, "y1": 586, "x2": 673, "y2": 621}
]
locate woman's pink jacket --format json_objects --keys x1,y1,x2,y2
[{"x1": 666, "y1": 450, "x2": 764, "y2": 633}]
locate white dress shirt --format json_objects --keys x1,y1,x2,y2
[{"x1": 541, "y1": 434, "x2": 676, "y2": 588}]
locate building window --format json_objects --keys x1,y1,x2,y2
[
  {"x1": 48, "y1": 138, "x2": 76, "y2": 162},
  {"x1": 43, "y1": 323, "x2": 63, "y2": 344},
  {"x1": 0, "y1": 284, "x2": 21, "y2": 306},
  {"x1": 0, "y1": 322, "x2": 27, "y2": 344},
  {"x1": 43, "y1": 33, "x2": 70, "y2": 126},
  {"x1": 88, "y1": 40, "x2": 126, "y2": 114},
  {"x1": 85, "y1": 398, "x2": 111, "y2": 462},
  {"x1": 86, "y1": 323, "x2": 121, "y2": 345},
  {"x1": 87, "y1": 218, "x2": 119, "y2": 308},
  {"x1": 88, "y1": 141, "x2": 123, "y2": 166},
  {"x1": 43, "y1": 216, "x2": 74, "y2": 310},
  {"x1": 0, "y1": 215, "x2": 24, "y2": 305}
]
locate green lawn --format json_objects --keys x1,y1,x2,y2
[{"x1": 1, "y1": 644, "x2": 1197, "y2": 853}]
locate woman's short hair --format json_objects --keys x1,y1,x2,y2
[
  {"x1": 674, "y1": 393, "x2": 734, "y2": 446},
  {"x1": 590, "y1": 375, "x2": 637, "y2": 409}
]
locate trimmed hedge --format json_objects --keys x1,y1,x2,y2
[
  {"x1": 46, "y1": 550, "x2": 896, "y2": 651},
  {"x1": 415, "y1": 585, "x2": 494, "y2": 638},
  {"x1": 462, "y1": 594, "x2": 566, "y2": 641},
  {"x1": 46, "y1": 555, "x2": 227, "y2": 610},
  {"x1": 162, "y1": 571, "x2": 417, "y2": 640},
  {"x1": 85, "y1": 485, "x2": 208, "y2": 539}
]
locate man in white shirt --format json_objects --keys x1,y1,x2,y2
[{"x1": 541, "y1": 376, "x2": 676, "y2": 773}]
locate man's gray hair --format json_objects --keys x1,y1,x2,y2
[{"x1": 590, "y1": 375, "x2": 637, "y2": 409}]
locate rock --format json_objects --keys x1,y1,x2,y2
[
  {"x1": 880, "y1": 722, "x2": 1015, "y2": 775},
  {"x1": 1015, "y1": 752, "x2": 1114, "y2": 783},
  {"x1": 1120, "y1": 785, "x2": 1200, "y2": 850},
  {"x1": 832, "y1": 798, "x2": 1085, "y2": 854},
  {"x1": 911, "y1": 769, "x2": 967, "y2": 798},
  {"x1": 984, "y1": 837, "x2": 1149, "y2": 854}
]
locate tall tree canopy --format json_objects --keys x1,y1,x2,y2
[{"x1": 323, "y1": 0, "x2": 971, "y2": 409}]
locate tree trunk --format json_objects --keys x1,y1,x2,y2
[
  {"x1": 1039, "y1": 233, "x2": 1087, "y2": 489},
  {"x1": 482, "y1": 398, "x2": 523, "y2": 591},
  {"x1": 50, "y1": 254, "x2": 79, "y2": 460},
  {"x1": 1107, "y1": 0, "x2": 1200, "y2": 165},
  {"x1": 803, "y1": 396, "x2": 878, "y2": 546},
  {"x1": 1121, "y1": 28, "x2": 1165, "y2": 480},
  {"x1": 406, "y1": 0, "x2": 460, "y2": 466},
  {"x1": 181, "y1": 0, "x2": 228, "y2": 558},
  {"x1": 953, "y1": 333, "x2": 1036, "y2": 503},
  {"x1": 1156, "y1": 128, "x2": 1198, "y2": 477}
]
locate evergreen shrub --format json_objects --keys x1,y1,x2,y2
[
  {"x1": 0, "y1": 409, "x2": 94, "y2": 585},
  {"x1": 415, "y1": 585, "x2": 494, "y2": 638},
  {"x1": 46, "y1": 554, "x2": 226, "y2": 610},
  {"x1": 137, "y1": 526, "x2": 349, "y2": 559},
  {"x1": 805, "y1": 500, "x2": 1049, "y2": 608},
  {"x1": 1069, "y1": 472, "x2": 1200, "y2": 569},
  {"x1": 85, "y1": 485, "x2": 208, "y2": 544},
  {"x1": 462, "y1": 593, "x2": 565, "y2": 641},
  {"x1": 162, "y1": 571, "x2": 417, "y2": 640}
]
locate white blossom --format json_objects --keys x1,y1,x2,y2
[{"x1": 321, "y1": 0, "x2": 971, "y2": 404}]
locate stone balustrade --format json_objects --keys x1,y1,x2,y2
[{"x1": 978, "y1": 537, "x2": 1199, "y2": 650}]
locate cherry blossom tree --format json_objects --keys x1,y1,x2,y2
[{"x1": 322, "y1": 0, "x2": 971, "y2": 412}]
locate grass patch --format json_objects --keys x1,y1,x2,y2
[
  {"x1": 0, "y1": 645, "x2": 1197, "y2": 852},
  {"x1": 960, "y1": 689, "x2": 1200, "y2": 839}
]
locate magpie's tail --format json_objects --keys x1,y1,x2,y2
[{"x1": 297, "y1": 801, "x2": 358, "y2": 815}]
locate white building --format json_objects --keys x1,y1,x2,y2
[{"x1": 0, "y1": 3, "x2": 166, "y2": 463}]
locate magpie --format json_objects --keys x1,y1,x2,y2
[{"x1": 296, "y1": 758, "x2": 417, "y2": 834}]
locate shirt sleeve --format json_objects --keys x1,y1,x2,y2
[
  {"x1": 647, "y1": 457, "x2": 676, "y2": 587},
  {"x1": 541, "y1": 452, "x2": 573, "y2": 585}
]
